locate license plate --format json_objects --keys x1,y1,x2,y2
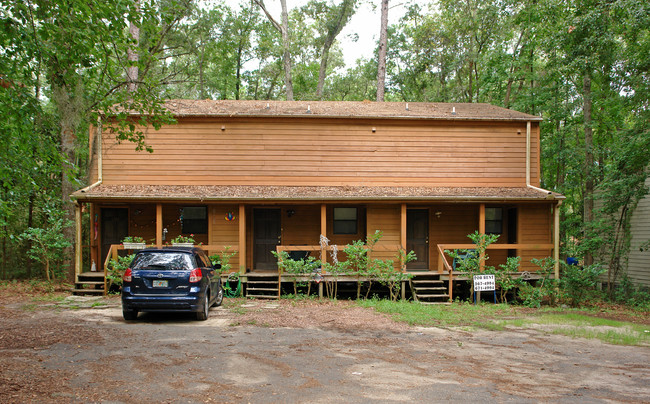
[{"x1": 152, "y1": 280, "x2": 168, "y2": 288}]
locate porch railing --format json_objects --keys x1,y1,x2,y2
[
  {"x1": 436, "y1": 243, "x2": 554, "y2": 301},
  {"x1": 102, "y1": 244, "x2": 240, "y2": 295}
]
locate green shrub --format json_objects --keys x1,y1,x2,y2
[
  {"x1": 106, "y1": 254, "x2": 135, "y2": 290},
  {"x1": 560, "y1": 262, "x2": 605, "y2": 307}
]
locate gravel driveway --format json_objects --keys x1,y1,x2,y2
[{"x1": 1, "y1": 296, "x2": 649, "y2": 403}]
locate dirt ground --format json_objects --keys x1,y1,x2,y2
[{"x1": 1, "y1": 293, "x2": 649, "y2": 403}]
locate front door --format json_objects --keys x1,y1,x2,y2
[
  {"x1": 101, "y1": 208, "x2": 128, "y2": 266},
  {"x1": 253, "y1": 208, "x2": 282, "y2": 271},
  {"x1": 407, "y1": 209, "x2": 429, "y2": 270}
]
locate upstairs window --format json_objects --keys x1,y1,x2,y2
[
  {"x1": 181, "y1": 206, "x2": 208, "y2": 234},
  {"x1": 485, "y1": 207, "x2": 503, "y2": 234},
  {"x1": 333, "y1": 207, "x2": 358, "y2": 234}
]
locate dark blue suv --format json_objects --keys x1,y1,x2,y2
[{"x1": 121, "y1": 247, "x2": 223, "y2": 321}]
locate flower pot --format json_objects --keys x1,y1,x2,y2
[
  {"x1": 172, "y1": 242, "x2": 194, "y2": 247},
  {"x1": 123, "y1": 242, "x2": 146, "y2": 250}
]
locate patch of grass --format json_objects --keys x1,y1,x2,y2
[
  {"x1": 31, "y1": 294, "x2": 66, "y2": 303},
  {"x1": 550, "y1": 327, "x2": 648, "y2": 346},
  {"x1": 497, "y1": 313, "x2": 650, "y2": 346},
  {"x1": 21, "y1": 303, "x2": 38, "y2": 311},
  {"x1": 357, "y1": 299, "x2": 517, "y2": 328},
  {"x1": 91, "y1": 302, "x2": 106, "y2": 307}
]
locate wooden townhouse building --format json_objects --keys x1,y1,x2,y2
[{"x1": 71, "y1": 100, "x2": 564, "y2": 301}]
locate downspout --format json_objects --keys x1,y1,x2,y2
[
  {"x1": 554, "y1": 200, "x2": 562, "y2": 280},
  {"x1": 525, "y1": 120, "x2": 552, "y2": 195},
  {"x1": 79, "y1": 117, "x2": 103, "y2": 193},
  {"x1": 525, "y1": 120, "x2": 561, "y2": 280}
]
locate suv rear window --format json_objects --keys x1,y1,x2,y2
[{"x1": 131, "y1": 252, "x2": 195, "y2": 271}]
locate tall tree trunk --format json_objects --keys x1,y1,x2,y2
[
  {"x1": 26, "y1": 191, "x2": 35, "y2": 278},
  {"x1": 583, "y1": 73, "x2": 594, "y2": 267},
  {"x1": 316, "y1": 0, "x2": 355, "y2": 99},
  {"x1": 280, "y1": 0, "x2": 293, "y2": 100},
  {"x1": 127, "y1": 1, "x2": 140, "y2": 93},
  {"x1": 376, "y1": 0, "x2": 388, "y2": 102},
  {"x1": 254, "y1": 0, "x2": 293, "y2": 100},
  {"x1": 236, "y1": 43, "x2": 243, "y2": 100}
]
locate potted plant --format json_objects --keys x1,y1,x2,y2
[
  {"x1": 171, "y1": 234, "x2": 195, "y2": 247},
  {"x1": 122, "y1": 236, "x2": 146, "y2": 250}
]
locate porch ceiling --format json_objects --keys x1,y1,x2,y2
[{"x1": 72, "y1": 184, "x2": 563, "y2": 203}]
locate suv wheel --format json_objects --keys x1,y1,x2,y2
[
  {"x1": 196, "y1": 293, "x2": 209, "y2": 321},
  {"x1": 213, "y1": 285, "x2": 224, "y2": 307},
  {"x1": 123, "y1": 309, "x2": 138, "y2": 321}
]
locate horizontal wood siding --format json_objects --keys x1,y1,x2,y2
[
  {"x1": 209, "y1": 205, "x2": 240, "y2": 271},
  {"x1": 366, "y1": 205, "x2": 401, "y2": 269},
  {"x1": 282, "y1": 205, "x2": 321, "y2": 250},
  {"x1": 100, "y1": 118, "x2": 537, "y2": 187},
  {"x1": 517, "y1": 204, "x2": 552, "y2": 271},
  {"x1": 627, "y1": 178, "x2": 650, "y2": 286}
]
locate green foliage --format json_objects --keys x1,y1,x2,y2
[
  {"x1": 19, "y1": 217, "x2": 73, "y2": 281},
  {"x1": 515, "y1": 258, "x2": 558, "y2": 308},
  {"x1": 489, "y1": 256, "x2": 521, "y2": 303},
  {"x1": 560, "y1": 263, "x2": 606, "y2": 307},
  {"x1": 170, "y1": 234, "x2": 195, "y2": 244},
  {"x1": 106, "y1": 254, "x2": 136, "y2": 290},
  {"x1": 612, "y1": 274, "x2": 650, "y2": 310},
  {"x1": 446, "y1": 231, "x2": 499, "y2": 295},
  {"x1": 209, "y1": 246, "x2": 238, "y2": 274},
  {"x1": 121, "y1": 236, "x2": 145, "y2": 244},
  {"x1": 272, "y1": 250, "x2": 321, "y2": 296}
]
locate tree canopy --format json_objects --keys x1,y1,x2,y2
[{"x1": 0, "y1": 0, "x2": 648, "y2": 285}]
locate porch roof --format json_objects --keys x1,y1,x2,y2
[
  {"x1": 119, "y1": 100, "x2": 542, "y2": 122},
  {"x1": 72, "y1": 184, "x2": 563, "y2": 203}
]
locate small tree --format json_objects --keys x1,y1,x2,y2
[
  {"x1": 20, "y1": 217, "x2": 73, "y2": 281},
  {"x1": 209, "y1": 246, "x2": 238, "y2": 275},
  {"x1": 445, "y1": 231, "x2": 499, "y2": 297},
  {"x1": 493, "y1": 256, "x2": 520, "y2": 303},
  {"x1": 106, "y1": 254, "x2": 136, "y2": 290}
]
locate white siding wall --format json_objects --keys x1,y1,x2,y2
[{"x1": 628, "y1": 177, "x2": 650, "y2": 287}]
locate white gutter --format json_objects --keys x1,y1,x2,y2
[
  {"x1": 79, "y1": 117, "x2": 103, "y2": 193},
  {"x1": 525, "y1": 120, "x2": 559, "y2": 198}
]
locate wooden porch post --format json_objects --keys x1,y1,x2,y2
[
  {"x1": 156, "y1": 203, "x2": 162, "y2": 247},
  {"x1": 400, "y1": 203, "x2": 407, "y2": 301},
  {"x1": 238, "y1": 204, "x2": 246, "y2": 274},
  {"x1": 479, "y1": 203, "x2": 485, "y2": 271},
  {"x1": 400, "y1": 203, "x2": 407, "y2": 271},
  {"x1": 75, "y1": 202, "x2": 82, "y2": 277},
  {"x1": 554, "y1": 201, "x2": 562, "y2": 280},
  {"x1": 89, "y1": 203, "x2": 97, "y2": 271},
  {"x1": 320, "y1": 204, "x2": 327, "y2": 299}
]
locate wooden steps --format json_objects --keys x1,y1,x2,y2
[
  {"x1": 245, "y1": 273, "x2": 280, "y2": 300},
  {"x1": 410, "y1": 273, "x2": 450, "y2": 304},
  {"x1": 72, "y1": 272, "x2": 105, "y2": 296}
]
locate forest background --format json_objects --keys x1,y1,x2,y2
[{"x1": 0, "y1": 0, "x2": 648, "y2": 295}]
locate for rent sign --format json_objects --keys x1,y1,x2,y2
[{"x1": 473, "y1": 274, "x2": 495, "y2": 292}]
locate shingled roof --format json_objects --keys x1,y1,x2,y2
[
  {"x1": 135, "y1": 100, "x2": 542, "y2": 122},
  {"x1": 72, "y1": 185, "x2": 562, "y2": 202}
]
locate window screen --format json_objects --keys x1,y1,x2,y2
[
  {"x1": 333, "y1": 207, "x2": 358, "y2": 234},
  {"x1": 182, "y1": 206, "x2": 208, "y2": 234}
]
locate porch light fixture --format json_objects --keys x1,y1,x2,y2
[
  {"x1": 435, "y1": 211, "x2": 442, "y2": 219},
  {"x1": 287, "y1": 209, "x2": 296, "y2": 217},
  {"x1": 221, "y1": 125, "x2": 226, "y2": 131},
  {"x1": 372, "y1": 127, "x2": 376, "y2": 133}
]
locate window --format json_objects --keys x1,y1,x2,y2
[
  {"x1": 181, "y1": 206, "x2": 207, "y2": 234},
  {"x1": 485, "y1": 207, "x2": 503, "y2": 234},
  {"x1": 333, "y1": 207, "x2": 358, "y2": 234}
]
